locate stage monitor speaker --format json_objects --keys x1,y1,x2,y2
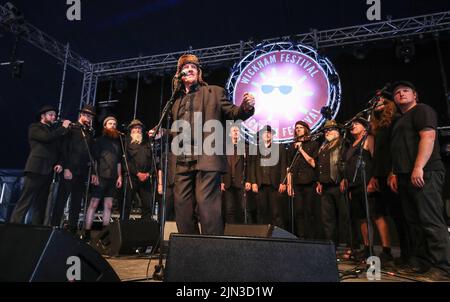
[
  {"x1": 0, "y1": 223, "x2": 119, "y2": 282},
  {"x1": 224, "y1": 223, "x2": 298, "y2": 239},
  {"x1": 165, "y1": 234, "x2": 338, "y2": 282},
  {"x1": 93, "y1": 219, "x2": 160, "y2": 256}
]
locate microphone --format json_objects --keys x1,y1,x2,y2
[{"x1": 175, "y1": 71, "x2": 189, "y2": 79}]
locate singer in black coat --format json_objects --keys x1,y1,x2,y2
[
  {"x1": 10, "y1": 121, "x2": 68, "y2": 225},
  {"x1": 171, "y1": 85, "x2": 254, "y2": 235},
  {"x1": 51, "y1": 122, "x2": 94, "y2": 230}
]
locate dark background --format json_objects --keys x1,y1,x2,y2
[{"x1": 1, "y1": 0, "x2": 449, "y2": 169}]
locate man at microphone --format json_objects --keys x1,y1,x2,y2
[
  {"x1": 163, "y1": 54, "x2": 255, "y2": 236},
  {"x1": 10, "y1": 105, "x2": 70, "y2": 225},
  {"x1": 82, "y1": 116, "x2": 123, "y2": 242},
  {"x1": 51, "y1": 104, "x2": 96, "y2": 235}
]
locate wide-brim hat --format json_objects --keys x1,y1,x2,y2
[
  {"x1": 36, "y1": 105, "x2": 56, "y2": 120},
  {"x1": 128, "y1": 119, "x2": 145, "y2": 130},
  {"x1": 79, "y1": 104, "x2": 96, "y2": 116},
  {"x1": 322, "y1": 120, "x2": 342, "y2": 131},
  {"x1": 352, "y1": 116, "x2": 370, "y2": 129}
]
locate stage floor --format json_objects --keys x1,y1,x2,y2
[{"x1": 105, "y1": 250, "x2": 441, "y2": 282}]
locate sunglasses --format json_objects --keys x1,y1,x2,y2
[{"x1": 261, "y1": 85, "x2": 292, "y2": 95}]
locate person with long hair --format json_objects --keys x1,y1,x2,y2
[{"x1": 368, "y1": 93, "x2": 407, "y2": 265}]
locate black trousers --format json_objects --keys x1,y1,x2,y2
[
  {"x1": 378, "y1": 176, "x2": 411, "y2": 259},
  {"x1": 163, "y1": 184, "x2": 175, "y2": 221},
  {"x1": 223, "y1": 186, "x2": 247, "y2": 224},
  {"x1": 321, "y1": 184, "x2": 351, "y2": 247},
  {"x1": 174, "y1": 170, "x2": 223, "y2": 235},
  {"x1": 10, "y1": 173, "x2": 52, "y2": 225},
  {"x1": 398, "y1": 171, "x2": 450, "y2": 273},
  {"x1": 120, "y1": 177, "x2": 152, "y2": 221},
  {"x1": 51, "y1": 174, "x2": 87, "y2": 229},
  {"x1": 293, "y1": 183, "x2": 322, "y2": 239},
  {"x1": 257, "y1": 185, "x2": 285, "y2": 229}
]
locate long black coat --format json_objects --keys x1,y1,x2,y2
[
  {"x1": 171, "y1": 85, "x2": 254, "y2": 173},
  {"x1": 24, "y1": 122, "x2": 68, "y2": 175}
]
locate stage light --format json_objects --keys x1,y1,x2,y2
[{"x1": 396, "y1": 39, "x2": 415, "y2": 64}]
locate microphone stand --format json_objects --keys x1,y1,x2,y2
[
  {"x1": 242, "y1": 143, "x2": 248, "y2": 224},
  {"x1": 80, "y1": 126, "x2": 97, "y2": 231},
  {"x1": 118, "y1": 133, "x2": 134, "y2": 221},
  {"x1": 152, "y1": 80, "x2": 181, "y2": 281},
  {"x1": 352, "y1": 130, "x2": 373, "y2": 259},
  {"x1": 335, "y1": 128, "x2": 356, "y2": 261}
]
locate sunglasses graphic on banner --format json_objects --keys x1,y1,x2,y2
[{"x1": 261, "y1": 85, "x2": 293, "y2": 95}]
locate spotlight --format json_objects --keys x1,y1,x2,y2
[{"x1": 396, "y1": 39, "x2": 415, "y2": 64}]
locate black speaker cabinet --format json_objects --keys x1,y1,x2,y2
[
  {"x1": 165, "y1": 234, "x2": 338, "y2": 282},
  {"x1": 224, "y1": 223, "x2": 298, "y2": 239},
  {"x1": 0, "y1": 223, "x2": 119, "y2": 282},
  {"x1": 93, "y1": 219, "x2": 160, "y2": 256}
]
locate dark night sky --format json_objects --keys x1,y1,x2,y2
[{"x1": 1, "y1": 0, "x2": 449, "y2": 169}]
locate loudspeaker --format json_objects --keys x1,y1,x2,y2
[
  {"x1": 93, "y1": 219, "x2": 160, "y2": 256},
  {"x1": 224, "y1": 223, "x2": 298, "y2": 239},
  {"x1": 0, "y1": 223, "x2": 119, "y2": 282},
  {"x1": 165, "y1": 234, "x2": 338, "y2": 282}
]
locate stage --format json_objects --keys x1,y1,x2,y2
[{"x1": 104, "y1": 246, "x2": 439, "y2": 282}]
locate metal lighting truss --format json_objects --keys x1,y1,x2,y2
[
  {"x1": 0, "y1": 3, "x2": 448, "y2": 106},
  {"x1": 0, "y1": 3, "x2": 91, "y2": 73},
  {"x1": 91, "y1": 11, "x2": 450, "y2": 78}
]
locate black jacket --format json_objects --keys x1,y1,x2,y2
[
  {"x1": 61, "y1": 122, "x2": 94, "y2": 176},
  {"x1": 24, "y1": 122, "x2": 68, "y2": 175},
  {"x1": 171, "y1": 85, "x2": 254, "y2": 173},
  {"x1": 126, "y1": 138, "x2": 154, "y2": 177},
  {"x1": 93, "y1": 135, "x2": 122, "y2": 179},
  {"x1": 222, "y1": 143, "x2": 251, "y2": 189},
  {"x1": 288, "y1": 140, "x2": 318, "y2": 185},
  {"x1": 250, "y1": 143, "x2": 287, "y2": 189}
]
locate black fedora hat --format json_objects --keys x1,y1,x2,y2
[
  {"x1": 36, "y1": 105, "x2": 56, "y2": 120},
  {"x1": 352, "y1": 116, "x2": 370, "y2": 129},
  {"x1": 79, "y1": 104, "x2": 96, "y2": 116}
]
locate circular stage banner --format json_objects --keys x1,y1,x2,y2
[{"x1": 227, "y1": 42, "x2": 341, "y2": 144}]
